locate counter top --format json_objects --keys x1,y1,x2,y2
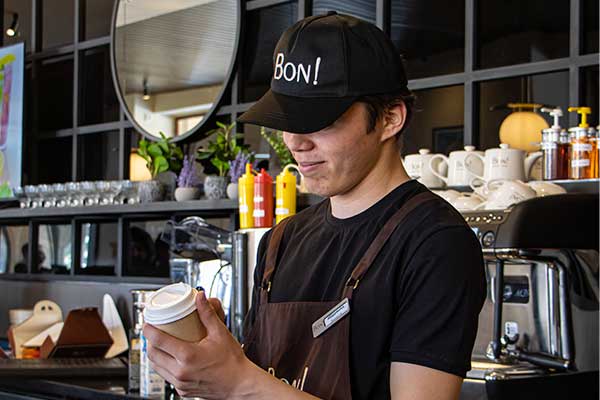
[{"x1": 0, "y1": 377, "x2": 144, "y2": 399}]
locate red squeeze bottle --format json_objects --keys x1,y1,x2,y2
[{"x1": 253, "y1": 169, "x2": 273, "y2": 228}]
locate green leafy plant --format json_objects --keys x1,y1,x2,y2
[
  {"x1": 260, "y1": 127, "x2": 296, "y2": 166},
  {"x1": 196, "y1": 122, "x2": 250, "y2": 177},
  {"x1": 137, "y1": 132, "x2": 184, "y2": 178}
]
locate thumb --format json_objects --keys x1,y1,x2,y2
[{"x1": 196, "y1": 290, "x2": 225, "y2": 336}]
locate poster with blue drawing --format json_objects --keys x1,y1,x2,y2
[{"x1": 0, "y1": 42, "x2": 24, "y2": 197}]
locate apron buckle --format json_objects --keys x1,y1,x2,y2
[
  {"x1": 345, "y1": 276, "x2": 360, "y2": 290},
  {"x1": 262, "y1": 280, "x2": 272, "y2": 292}
]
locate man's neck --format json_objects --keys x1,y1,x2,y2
[{"x1": 330, "y1": 147, "x2": 412, "y2": 219}]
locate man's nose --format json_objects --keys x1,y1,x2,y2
[{"x1": 283, "y1": 132, "x2": 314, "y2": 152}]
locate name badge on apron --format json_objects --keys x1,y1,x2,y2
[{"x1": 312, "y1": 298, "x2": 350, "y2": 338}]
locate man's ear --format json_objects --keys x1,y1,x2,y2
[{"x1": 381, "y1": 102, "x2": 407, "y2": 142}]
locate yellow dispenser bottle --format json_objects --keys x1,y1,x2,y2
[
  {"x1": 238, "y1": 164, "x2": 255, "y2": 229},
  {"x1": 275, "y1": 164, "x2": 298, "y2": 224},
  {"x1": 567, "y1": 107, "x2": 593, "y2": 180}
]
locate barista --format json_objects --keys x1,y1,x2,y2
[{"x1": 143, "y1": 12, "x2": 486, "y2": 400}]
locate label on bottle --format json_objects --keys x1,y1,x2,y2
[
  {"x1": 276, "y1": 198, "x2": 284, "y2": 206},
  {"x1": 239, "y1": 204, "x2": 249, "y2": 213},
  {"x1": 253, "y1": 209, "x2": 265, "y2": 218},
  {"x1": 541, "y1": 142, "x2": 557, "y2": 150},
  {"x1": 571, "y1": 159, "x2": 590, "y2": 167},
  {"x1": 275, "y1": 207, "x2": 289, "y2": 215},
  {"x1": 253, "y1": 196, "x2": 264, "y2": 203},
  {"x1": 572, "y1": 143, "x2": 593, "y2": 152},
  {"x1": 140, "y1": 334, "x2": 165, "y2": 398},
  {"x1": 128, "y1": 337, "x2": 141, "y2": 392}
]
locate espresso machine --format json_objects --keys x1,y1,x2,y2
[
  {"x1": 161, "y1": 216, "x2": 248, "y2": 341},
  {"x1": 460, "y1": 193, "x2": 599, "y2": 400}
]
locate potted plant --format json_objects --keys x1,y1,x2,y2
[
  {"x1": 227, "y1": 151, "x2": 256, "y2": 200},
  {"x1": 197, "y1": 122, "x2": 249, "y2": 199},
  {"x1": 137, "y1": 132, "x2": 184, "y2": 201},
  {"x1": 175, "y1": 155, "x2": 201, "y2": 201}
]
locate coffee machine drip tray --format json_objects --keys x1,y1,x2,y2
[{"x1": 467, "y1": 360, "x2": 547, "y2": 381}]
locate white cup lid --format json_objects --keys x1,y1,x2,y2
[{"x1": 144, "y1": 282, "x2": 197, "y2": 325}]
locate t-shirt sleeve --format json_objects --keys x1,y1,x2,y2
[
  {"x1": 390, "y1": 226, "x2": 486, "y2": 377},
  {"x1": 241, "y1": 230, "x2": 272, "y2": 343}
]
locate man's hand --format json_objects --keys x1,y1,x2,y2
[
  {"x1": 390, "y1": 362, "x2": 463, "y2": 400},
  {"x1": 143, "y1": 291, "x2": 252, "y2": 399}
]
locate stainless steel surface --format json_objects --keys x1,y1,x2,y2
[
  {"x1": 475, "y1": 260, "x2": 559, "y2": 359},
  {"x1": 231, "y1": 232, "x2": 248, "y2": 341},
  {"x1": 464, "y1": 205, "x2": 598, "y2": 375},
  {"x1": 131, "y1": 289, "x2": 155, "y2": 332}
]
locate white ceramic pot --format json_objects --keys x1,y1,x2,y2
[
  {"x1": 465, "y1": 143, "x2": 543, "y2": 183},
  {"x1": 527, "y1": 181, "x2": 567, "y2": 197},
  {"x1": 227, "y1": 183, "x2": 239, "y2": 200},
  {"x1": 174, "y1": 187, "x2": 200, "y2": 201},
  {"x1": 404, "y1": 148, "x2": 447, "y2": 188},
  {"x1": 429, "y1": 146, "x2": 484, "y2": 187}
]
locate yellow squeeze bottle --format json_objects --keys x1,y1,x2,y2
[
  {"x1": 275, "y1": 165, "x2": 298, "y2": 224},
  {"x1": 238, "y1": 163, "x2": 255, "y2": 229}
]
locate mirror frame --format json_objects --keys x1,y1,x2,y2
[{"x1": 109, "y1": 0, "x2": 242, "y2": 143}]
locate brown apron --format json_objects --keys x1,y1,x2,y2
[{"x1": 244, "y1": 191, "x2": 437, "y2": 399}]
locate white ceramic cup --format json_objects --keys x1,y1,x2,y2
[
  {"x1": 450, "y1": 193, "x2": 486, "y2": 211},
  {"x1": 527, "y1": 181, "x2": 567, "y2": 197},
  {"x1": 429, "y1": 146, "x2": 484, "y2": 187},
  {"x1": 144, "y1": 282, "x2": 207, "y2": 342},
  {"x1": 479, "y1": 179, "x2": 537, "y2": 210},
  {"x1": 432, "y1": 189, "x2": 462, "y2": 204},
  {"x1": 404, "y1": 149, "x2": 448, "y2": 188}
]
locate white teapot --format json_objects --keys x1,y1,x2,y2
[
  {"x1": 404, "y1": 149, "x2": 447, "y2": 188},
  {"x1": 429, "y1": 146, "x2": 484, "y2": 187},
  {"x1": 464, "y1": 143, "x2": 542, "y2": 184}
]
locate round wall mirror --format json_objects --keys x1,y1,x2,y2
[{"x1": 110, "y1": 0, "x2": 241, "y2": 142}]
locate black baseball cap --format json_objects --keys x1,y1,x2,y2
[{"x1": 237, "y1": 11, "x2": 410, "y2": 134}]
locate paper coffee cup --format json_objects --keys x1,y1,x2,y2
[{"x1": 143, "y1": 283, "x2": 207, "y2": 342}]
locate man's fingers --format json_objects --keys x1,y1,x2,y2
[
  {"x1": 146, "y1": 341, "x2": 178, "y2": 371},
  {"x1": 143, "y1": 323, "x2": 190, "y2": 362},
  {"x1": 208, "y1": 297, "x2": 226, "y2": 323},
  {"x1": 196, "y1": 290, "x2": 226, "y2": 336}
]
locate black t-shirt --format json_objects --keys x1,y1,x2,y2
[{"x1": 243, "y1": 180, "x2": 486, "y2": 399}]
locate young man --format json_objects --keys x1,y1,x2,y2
[{"x1": 143, "y1": 12, "x2": 486, "y2": 399}]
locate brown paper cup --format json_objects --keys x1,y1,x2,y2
[{"x1": 153, "y1": 307, "x2": 206, "y2": 343}]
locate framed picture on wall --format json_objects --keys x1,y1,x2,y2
[
  {"x1": 0, "y1": 42, "x2": 24, "y2": 198},
  {"x1": 432, "y1": 126, "x2": 464, "y2": 155}
]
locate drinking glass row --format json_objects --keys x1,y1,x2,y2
[{"x1": 12, "y1": 181, "x2": 150, "y2": 208}]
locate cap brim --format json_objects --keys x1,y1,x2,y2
[{"x1": 237, "y1": 90, "x2": 357, "y2": 134}]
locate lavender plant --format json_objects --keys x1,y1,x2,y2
[
  {"x1": 177, "y1": 155, "x2": 200, "y2": 188},
  {"x1": 228, "y1": 151, "x2": 256, "y2": 182}
]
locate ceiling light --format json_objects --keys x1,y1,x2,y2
[
  {"x1": 6, "y1": 13, "x2": 18, "y2": 37},
  {"x1": 142, "y1": 78, "x2": 150, "y2": 101}
]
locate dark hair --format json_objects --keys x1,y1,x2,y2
[{"x1": 357, "y1": 90, "x2": 416, "y2": 141}]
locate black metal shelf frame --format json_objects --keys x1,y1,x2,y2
[
  {"x1": 13, "y1": 0, "x2": 597, "y2": 151},
  {"x1": 0, "y1": 0, "x2": 596, "y2": 283}
]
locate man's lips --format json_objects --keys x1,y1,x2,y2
[{"x1": 298, "y1": 161, "x2": 325, "y2": 174}]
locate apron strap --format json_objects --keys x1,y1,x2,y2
[
  {"x1": 260, "y1": 216, "x2": 294, "y2": 305},
  {"x1": 342, "y1": 191, "x2": 438, "y2": 300}
]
